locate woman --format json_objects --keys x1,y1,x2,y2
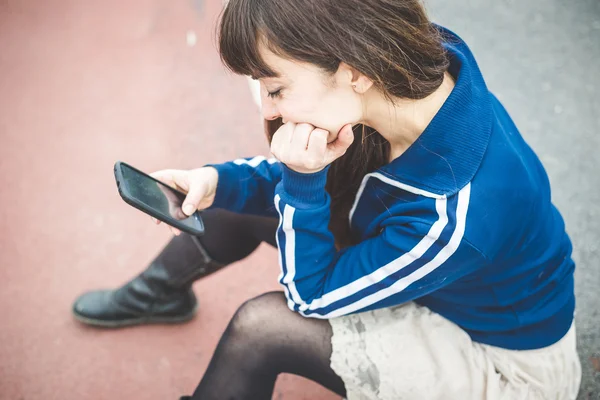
[{"x1": 73, "y1": 0, "x2": 582, "y2": 398}]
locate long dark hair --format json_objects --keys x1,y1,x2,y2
[{"x1": 218, "y1": 0, "x2": 449, "y2": 248}]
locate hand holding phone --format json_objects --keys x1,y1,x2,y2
[
  {"x1": 114, "y1": 162, "x2": 219, "y2": 236},
  {"x1": 149, "y1": 167, "x2": 219, "y2": 235}
]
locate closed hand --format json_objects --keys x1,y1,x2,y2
[{"x1": 270, "y1": 122, "x2": 354, "y2": 174}]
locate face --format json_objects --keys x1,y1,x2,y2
[{"x1": 257, "y1": 44, "x2": 364, "y2": 143}]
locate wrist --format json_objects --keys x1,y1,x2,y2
[{"x1": 281, "y1": 164, "x2": 329, "y2": 206}]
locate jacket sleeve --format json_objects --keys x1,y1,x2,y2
[
  {"x1": 207, "y1": 156, "x2": 282, "y2": 218},
  {"x1": 274, "y1": 165, "x2": 487, "y2": 318}
]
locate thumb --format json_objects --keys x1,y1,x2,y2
[
  {"x1": 326, "y1": 124, "x2": 354, "y2": 159},
  {"x1": 182, "y1": 181, "x2": 208, "y2": 216}
]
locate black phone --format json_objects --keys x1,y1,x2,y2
[{"x1": 113, "y1": 161, "x2": 205, "y2": 236}]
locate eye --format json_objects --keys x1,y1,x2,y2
[{"x1": 267, "y1": 89, "x2": 282, "y2": 99}]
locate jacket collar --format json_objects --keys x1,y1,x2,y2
[{"x1": 378, "y1": 26, "x2": 493, "y2": 196}]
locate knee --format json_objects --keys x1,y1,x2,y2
[{"x1": 228, "y1": 291, "x2": 288, "y2": 340}]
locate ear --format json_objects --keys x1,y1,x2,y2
[{"x1": 337, "y1": 62, "x2": 374, "y2": 94}]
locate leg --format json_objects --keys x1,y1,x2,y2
[
  {"x1": 188, "y1": 291, "x2": 346, "y2": 399},
  {"x1": 72, "y1": 209, "x2": 278, "y2": 327},
  {"x1": 196, "y1": 209, "x2": 278, "y2": 265}
]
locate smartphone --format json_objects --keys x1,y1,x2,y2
[{"x1": 113, "y1": 161, "x2": 205, "y2": 236}]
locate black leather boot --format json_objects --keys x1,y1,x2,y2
[{"x1": 72, "y1": 234, "x2": 223, "y2": 328}]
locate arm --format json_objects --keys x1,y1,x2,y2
[
  {"x1": 207, "y1": 156, "x2": 282, "y2": 218},
  {"x1": 275, "y1": 165, "x2": 486, "y2": 318}
]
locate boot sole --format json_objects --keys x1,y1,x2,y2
[{"x1": 72, "y1": 303, "x2": 199, "y2": 328}]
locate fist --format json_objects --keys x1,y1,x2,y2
[{"x1": 270, "y1": 122, "x2": 354, "y2": 174}]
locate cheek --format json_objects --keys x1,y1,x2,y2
[
  {"x1": 320, "y1": 93, "x2": 360, "y2": 140},
  {"x1": 276, "y1": 95, "x2": 306, "y2": 119}
]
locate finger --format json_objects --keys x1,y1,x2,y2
[
  {"x1": 270, "y1": 126, "x2": 284, "y2": 157},
  {"x1": 292, "y1": 123, "x2": 314, "y2": 149},
  {"x1": 173, "y1": 206, "x2": 188, "y2": 220},
  {"x1": 170, "y1": 226, "x2": 182, "y2": 236},
  {"x1": 151, "y1": 217, "x2": 161, "y2": 225},
  {"x1": 270, "y1": 122, "x2": 294, "y2": 158},
  {"x1": 325, "y1": 124, "x2": 354, "y2": 161},
  {"x1": 150, "y1": 170, "x2": 189, "y2": 192},
  {"x1": 306, "y1": 128, "x2": 328, "y2": 159},
  {"x1": 182, "y1": 179, "x2": 208, "y2": 216}
]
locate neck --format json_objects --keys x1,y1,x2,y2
[{"x1": 361, "y1": 72, "x2": 455, "y2": 160}]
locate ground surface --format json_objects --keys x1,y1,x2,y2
[{"x1": 0, "y1": 0, "x2": 598, "y2": 398}]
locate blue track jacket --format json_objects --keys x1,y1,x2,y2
[{"x1": 207, "y1": 27, "x2": 575, "y2": 350}]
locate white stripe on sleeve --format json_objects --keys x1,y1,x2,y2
[
  {"x1": 276, "y1": 181, "x2": 471, "y2": 318},
  {"x1": 313, "y1": 183, "x2": 471, "y2": 318},
  {"x1": 233, "y1": 156, "x2": 278, "y2": 168}
]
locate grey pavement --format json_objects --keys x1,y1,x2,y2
[{"x1": 426, "y1": 0, "x2": 600, "y2": 397}]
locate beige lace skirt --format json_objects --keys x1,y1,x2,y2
[{"x1": 329, "y1": 302, "x2": 581, "y2": 400}]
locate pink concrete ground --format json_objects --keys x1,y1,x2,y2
[{"x1": 0, "y1": 1, "x2": 340, "y2": 399}]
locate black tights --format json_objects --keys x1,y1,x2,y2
[
  {"x1": 175, "y1": 209, "x2": 346, "y2": 399},
  {"x1": 190, "y1": 291, "x2": 346, "y2": 399}
]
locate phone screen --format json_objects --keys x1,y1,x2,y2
[{"x1": 120, "y1": 163, "x2": 201, "y2": 232}]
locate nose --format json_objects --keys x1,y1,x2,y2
[{"x1": 261, "y1": 96, "x2": 281, "y2": 121}]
